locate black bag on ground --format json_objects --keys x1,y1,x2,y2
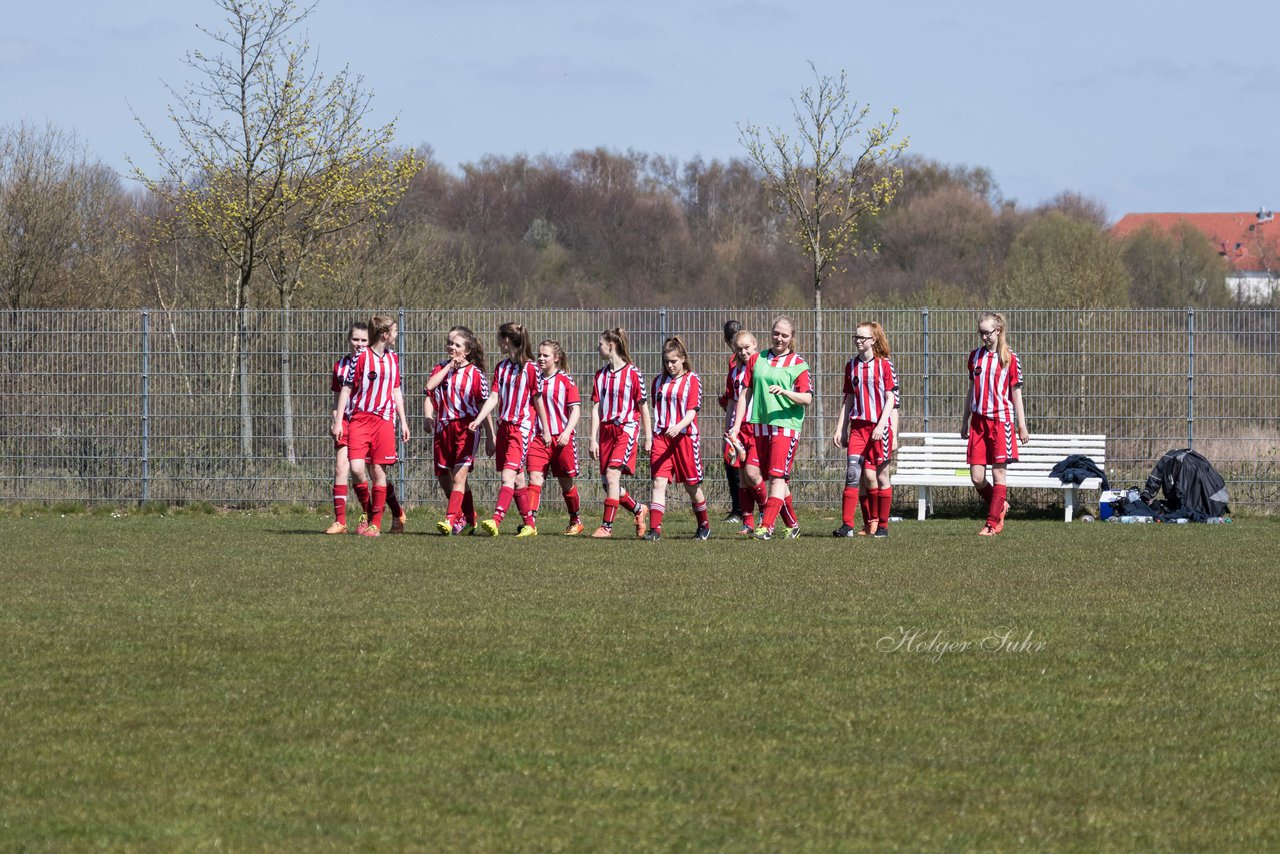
[{"x1": 1139, "y1": 449, "x2": 1230, "y2": 518}]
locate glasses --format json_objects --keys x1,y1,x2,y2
[
  {"x1": 854, "y1": 335, "x2": 874, "y2": 342},
  {"x1": 978, "y1": 329, "x2": 998, "y2": 338}
]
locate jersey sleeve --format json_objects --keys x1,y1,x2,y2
[
  {"x1": 843, "y1": 360, "x2": 856, "y2": 394},
  {"x1": 425, "y1": 361, "x2": 447, "y2": 395},
  {"x1": 564, "y1": 376, "x2": 580, "y2": 407},
  {"x1": 392, "y1": 352, "x2": 402, "y2": 388},
  {"x1": 883, "y1": 359, "x2": 898, "y2": 392},
  {"x1": 793, "y1": 361, "x2": 812, "y2": 395},
  {"x1": 331, "y1": 360, "x2": 344, "y2": 394},
  {"x1": 526, "y1": 361, "x2": 542, "y2": 396},
  {"x1": 475, "y1": 367, "x2": 490, "y2": 401},
  {"x1": 590, "y1": 370, "x2": 601, "y2": 403},
  {"x1": 689, "y1": 374, "x2": 702, "y2": 411},
  {"x1": 1010, "y1": 353, "x2": 1024, "y2": 388},
  {"x1": 632, "y1": 367, "x2": 646, "y2": 404},
  {"x1": 342, "y1": 351, "x2": 361, "y2": 387}
]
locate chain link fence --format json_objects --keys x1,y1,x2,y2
[{"x1": 3, "y1": 307, "x2": 1277, "y2": 512}]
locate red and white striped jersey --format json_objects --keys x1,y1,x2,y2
[
  {"x1": 844, "y1": 356, "x2": 898, "y2": 423},
  {"x1": 968, "y1": 347, "x2": 1023, "y2": 422},
  {"x1": 332, "y1": 353, "x2": 358, "y2": 419},
  {"x1": 342, "y1": 346, "x2": 401, "y2": 421},
  {"x1": 492, "y1": 359, "x2": 541, "y2": 428},
  {"x1": 722, "y1": 362, "x2": 750, "y2": 431},
  {"x1": 537, "y1": 371, "x2": 580, "y2": 435},
  {"x1": 592, "y1": 363, "x2": 646, "y2": 425},
  {"x1": 744, "y1": 351, "x2": 812, "y2": 437},
  {"x1": 427, "y1": 361, "x2": 489, "y2": 430},
  {"x1": 652, "y1": 371, "x2": 701, "y2": 437}
]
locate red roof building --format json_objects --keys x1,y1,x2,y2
[{"x1": 1112, "y1": 210, "x2": 1279, "y2": 301}]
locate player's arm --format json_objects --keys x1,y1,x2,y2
[
  {"x1": 331, "y1": 386, "x2": 352, "y2": 439},
  {"x1": 1012, "y1": 387, "x2": 1029, "y2": 444},
  {"x1": 588, "y1": 402, "x2": 601, "y2": 461},
  {"x1": 639, "y1": 399, "x2": 653, "y2": 454},
  {"x1": 424, "y1": 364, "x2": 451, "y2": 392},
  {"x1": 730, "y1": 387, "x2": 751, "y2": 440},
  {"x1": 534, "y1": 392, "x2": 553, "y2": 445},
  {"x1": 832, "y1": 392, "x2": 853, "y2": 448},
  {"x1": 470, "y1": 389, "x2": 500, "y2": 431},
  {"x1": 669, "y1": 407, "x2": 697, "y2": 438},
  {"x1": 559, "y1": 403, "x2": 581, "y2": 446},
  {"x1": 961, "y1": 386, "x2": 974, "y2": 438},
  {"x1": 872, "y1": 390, "x2": 896, "y2": 441},
  {"x1": 393, "y1": 387, "x2": 410, "y2": 443}
]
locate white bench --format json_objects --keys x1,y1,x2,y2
[{"x1": 894, "y1": 432, "x2": 1107, "y2": 522}]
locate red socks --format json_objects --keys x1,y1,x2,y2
[
  {"x1": 602, "y1": 497, "x2": 620, "y2": 527},
  {"x1": 842, "y1": 487, "x2": 859, "y2": 526},
  {"x1": 370, "y1": 485, "x2": 387, "y2": 528},
  {"x1": 353, "y1": 482, "x2": 371, "y2": 516},
  {"x1": 514, "y1": 487, "x2": 530, "y2": 524},
  {"x1": 693, "y1": 500, "x2": 709, "y2": 529},
  {"x1": 988, "y1": 484, "x2": 1007, "y2": 527},
  {"x1": 649, "y1": 503, "x2": 665, "y2": 532},
  {"x1": 525, "y1": 484, "x2": 542, "y2": 526},
  {"x1": 462, "y1": 489, "x2": 476, "y2": 525},
  {"x1": 493, "y1": 485, "x2": 515, "y2": 523},
  {"x1": 385, "y1": 482, "x2": 401, "y2": 517},
  {"x1": 760, "y1": 496, "x2": 783, "y2": 530},
  {"x1": 333, "y1": 484, "x2": 348, "y2": 524},
  {"x1": 446, "y1": 489, "x2": 465, "y2": 524},
  {"x1": 877, "y1": 487, "x2": 893, "y2": 526},
  {"x1": 563, "y1": 486, "x2": 581, "y2": 521},
  {"x1": 740, "y1": 486, "x2": 756, "y2": 527},
  {"x1": 618, "y1": 491, "x2": 639, "y2": 513}
]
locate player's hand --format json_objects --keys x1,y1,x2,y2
[
  {"x1": 556, "y1": 430, "x2": 571, "y2": 447},
  {"x1": 542, "y1": 430, "x2": 554, "y2": 446},
  {"x1": 664, "y1": 424, "x2": 681, "y2": 438},
  {"x1": 642, "y1": 436, "x2": 653, "y2": 454},
  {"x1": 831, "y1": 431, "x2": 845, "y2": 449},
  {"x1": 588, "y1": 438, "x2": 600, "y2": 461},
  {"x1": 400, "y1": 423, "x2": 411, "y2": 443},
  {"x1": 485, "y1": 436, "x2": 496, "y2": 456},
  {"x1": 767, "y1": 384, "x2": 785, "y2": 396},
  {"x1": 467, "y1": 418, "x2": 481, "y2": 433},
  {"x1": 960, "y1": 423, "x2": 969, "y2": 439},
  {"x1": 330, "y1": 421, "x2": 342, "y2": 441},
  {"x1": 1019, "y1": 426, "x2": 1030, "y2": 444},
  {"x1": 872, "y1": 425, "x2": 885, "y2": 442}
]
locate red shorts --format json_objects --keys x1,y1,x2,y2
[
  {"x1": 967, "y1": 414, "x2": 1019, "y2": 465},
  {"x1": 527, "y1": 435, "x2": 579, "y2": 478},
  {"x1": 755, "y1": 429, "x2": 799, "y2": 480},
  {"x1": 846, "y1": 419, "x2": 893, "y2": 466},
  {"x1": 599, "y1": 421, "x2": 640, "y2": 475},
  {"x1": 348, "y1": 412, "x2": 397, "y2": 466},
  {"x1": 333, "y1": 417, "x2": 351, "y2": 451},
  {"x1": 495, "y1": 421, "x2": 534, "y2": 472},
  {"x1": 434, "y1": 420, "x2": 481, "y2": 474},
  {"x1": 651, "y1": 432, "x2": 703, "y2": 485}
]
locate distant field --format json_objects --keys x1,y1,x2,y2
[{"x1": 5, "y1": 510, "x2": 1277, "y2": 850}]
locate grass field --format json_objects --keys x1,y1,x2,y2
[{"x1": 6, "y1": 507, "x2": 1279, "y2": 850}]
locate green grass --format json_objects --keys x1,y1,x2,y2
[{"x1": 5, "y1": 510, "x2": 1278, "y2": 850}]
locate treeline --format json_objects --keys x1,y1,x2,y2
[{"x1": 2, "y1": 122, "x2": 1240, "y2": 312}]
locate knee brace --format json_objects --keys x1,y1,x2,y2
[{"x1": 845, "y1": 455, "x2": 865, "y2": 488}]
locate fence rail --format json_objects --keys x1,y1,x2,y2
[{"x1": 3, "y1": 307, "x2": 1277, "y2": 511}]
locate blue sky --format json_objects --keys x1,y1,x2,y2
[{"x1": 3, "y1": 0, "x2": 1278, "y2": 220}]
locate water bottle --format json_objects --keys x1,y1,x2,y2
[
  {"x1": 888, "y1": 516, "x2": 903, "y2": 523},
  {"x1": 1206, "y1": 517, "x2": 1230, "y2": 524},
  {"x1": 1079, "y1": 514, "x2": 1095, "y2": 522},
  {"x1": 1169, "y1": 518, "x2": 1189, "y2": 524},
  {"x1": 1113, "y1": 515, "x2": 1152, "y2": 524}
]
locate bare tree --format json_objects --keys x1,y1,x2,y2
[
  {"x1": 739, "y1": 64, "x2": 908, "y2": 447},
  {"x1": 132, "y1": 0, "x2": 418, "y2": 461}
]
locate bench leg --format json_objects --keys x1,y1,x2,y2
[
  {"x1": 1064, "y1": 488, "x2": 1075, "y2": 522},
  {"x1": 917, "y1": 486, "x2": 927, "y2": 521}
]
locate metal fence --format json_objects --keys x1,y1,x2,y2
[{"x1": 3, "y1": 307, "x2": 1277, "y2": 511}]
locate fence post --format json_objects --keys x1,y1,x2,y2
[
  {"x1": 398, "y1": 306, "x2": 407, "y2": 504},
  {"x1": 1187, "y1": 308, "x2": 1195, "y2": 449},
  {"x1": 659, "y1": 305, "x2": 667, "y2": 343},
  {"x1": 922, "y1": 308, "x2": 930, "y2": 432},
  {"x1": 141, "y1": 309, "x2": 151, "y2": 504}
]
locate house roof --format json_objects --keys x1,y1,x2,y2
[{"x1": 1111, "y1": 211, "x2": 1279, "y2": 273}]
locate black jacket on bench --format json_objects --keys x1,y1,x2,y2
[{"x1": 1049, "y1": 455, "x2": 1109, "y2": 490}]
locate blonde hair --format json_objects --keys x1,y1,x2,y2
[
  {"x1": 771, "y1": 315, "x2": 798, "y2": 354},
  {"x1": 369, "y1": 314, "x2": 394, "y2": 345},
  {"x1": 980, "y1": 311, "x2": 1012, "y2": 367},
  {"x1": 856, "y1": 320, "x2": 891, "y2": 360},
  {"x1": 732, "y1": 330, "x2": 758, "y2": 365},
  {"x1": 498, "y1": 322, "x2": 534, "y2": 364}
]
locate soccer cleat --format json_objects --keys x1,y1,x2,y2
[
  {"x1": 591, "y1": 525, "x2": 613, "y2": 538},
  {"x1": 979, "y1": 524, "x2": 998, "y2": 536},
  {"x1": 857, "y1": 520, "x2": 878, "y2": 536},
  {"x1": 695, "y1": 525, "x2": 711, "y2": 541},
  {"x1": 563, "y1": 521, "x2": 586, "y2": 536},
  {"x1": 737, "y1": 524, "x2": 755, "y2": 536},
  {"x1": 785, "y1": 524, "x2": 801, "y2": 539},
  {"x1": 643, "y1": 529, "x2": 662, "y2": 541},
  {"x1": 634, "y1": 504, "x2": 650, "y2": 538},
  {"x1": 389, "y1": 513, "x2": 406, "y2": 534},
  {"x1": 479, "y1": 519, "x2": 500, "y2": 537},
  {"x1": 324, "y1": 521, "x2": 347, "y2": 535},
  {"x1": 832, "y1": 523, "x2": 857, "y2": 537},
  {"x1": 359, "y1": 525, "x2": 380, "y2": 537},
  {"x1": 436, "y1": 519, "x2": 453, "y2": 536},
  {"x1": 753, "y1": 527, "x2": 773, "y2": 541},
  {"x1": 355, "y1": 521, "x2": 370, "y2": 535},
  {"x1": 459, "y1": 524, "x2": 476, "y2": 536},
  {"x1": 873, "y1": 527, "x2": 889, "y2": 539},
  {"x1": 515, "y1": 525, "x2": 538, "y2": 538},
  {"x1": 721, "y1": 511, "x2": 743, "y2": 525}
]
